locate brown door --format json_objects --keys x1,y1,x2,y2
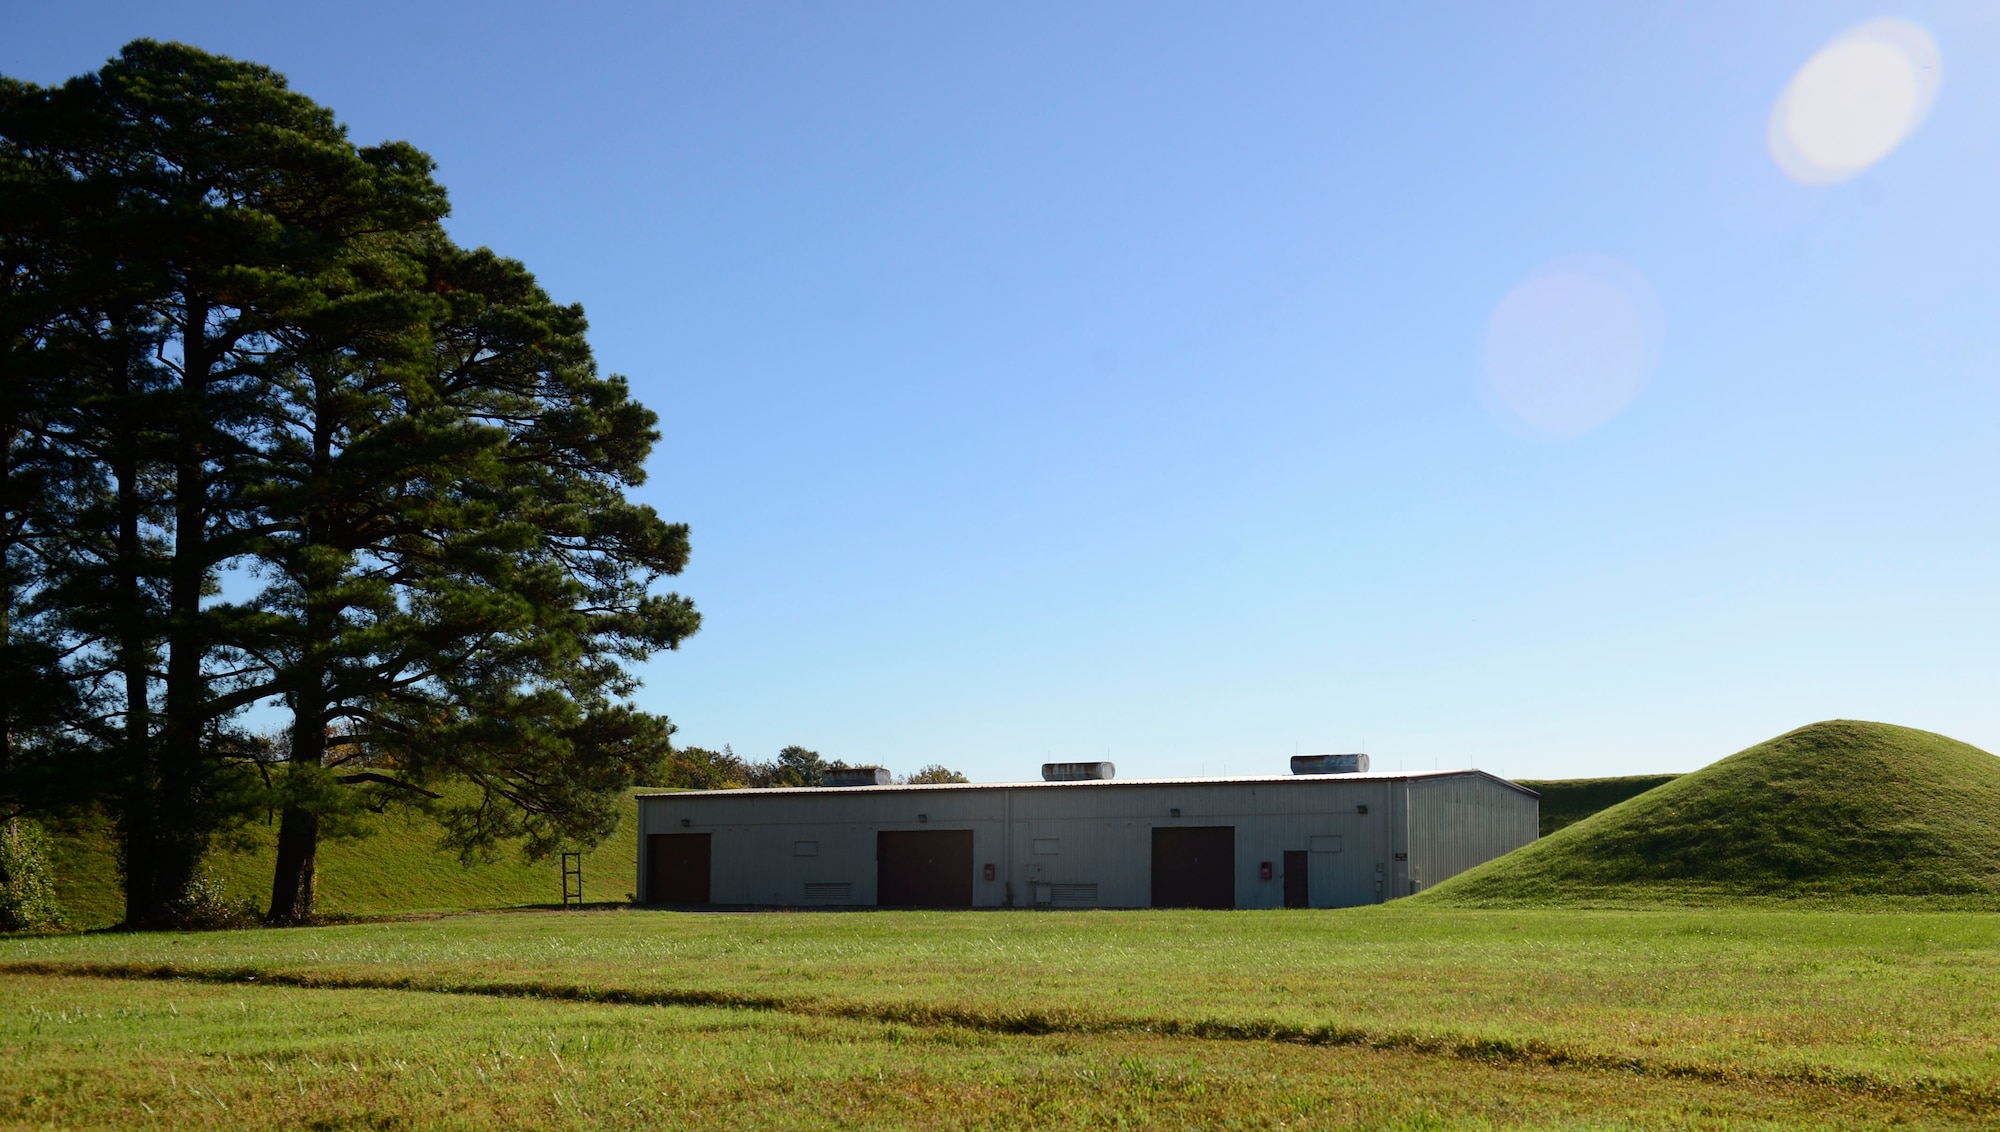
[
  {"x1": 646, "y1": 833, "x2": 711, "y2": 905},
  {"x1": 876, "y1": 830, "x2": 974, "y2": 907},
  {"x1": 1151, "y1": 826, "x2": 1235, "y2": 909},
  {"x1": 1283, "y1": 850, "x2": 1308, "y2": 908}
]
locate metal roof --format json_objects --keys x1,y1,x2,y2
[{"x1": 638, "y1": 767, "x2": 1540, "y2": 800}]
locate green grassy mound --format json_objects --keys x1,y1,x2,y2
[
  {"x1": 44, "y1": 794, "x2": 644, "y2": 929},
  {"x1": 1429, "y1": 720, "x2": 2000, "y2": 906},
  {"x1": 1514, "y1": 773, "x2": 1681, "y2": 836}
]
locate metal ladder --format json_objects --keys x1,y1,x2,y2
[{"x1": 561, "y1": 851, "x2": 583, "y2": 908}]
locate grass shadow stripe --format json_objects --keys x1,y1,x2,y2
[{"x1": 6, "y1": 959, "x2": 1993, "y2": 1112}]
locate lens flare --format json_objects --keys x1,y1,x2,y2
[
  {"x1": 1480, "y1": 257, "x2": 1664, "y2": 438},
  {"x1": 1769, "y1": 19, "x2": 1941, "y2": 185}
]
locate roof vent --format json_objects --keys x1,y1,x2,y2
[
  {"x1": 1042, "y1": 761, "x2": 1114, "y2": 782},
  {"x1": 822, "y1": 766, "x2": 893, "y2": 787},
  {"x1": 1291, "y1": 753, "x2": 1370, "y2": 775}
]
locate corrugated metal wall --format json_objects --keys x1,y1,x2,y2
[
  {"x1": 637, "y1": 771, "x2": 1536, "y2": 909},
  {"x1": 1403, "y1": 775, "x2": 1540, "y2": 895}
]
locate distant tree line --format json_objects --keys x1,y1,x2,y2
[
  {"x1": 0, "y1": 42, "x2": 698, "y2": 927},
  {"x1": 662, "y1": 745, "x2": 969, "y2": 789}
]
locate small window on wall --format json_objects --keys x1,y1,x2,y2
[
  {"x1": 794, "y1": 841, "x2": 819, "y2": 857},
  {"x1": 1032, "y1": 838, "x2": 1060, "y2": 855}
]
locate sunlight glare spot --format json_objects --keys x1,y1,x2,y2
[
  {"x1": 1768, "y1": 19, "x2": 1941, "y2": 185},
  {"x1": 1480, "y1": 258, "x2": 1663, "y2": 438}
]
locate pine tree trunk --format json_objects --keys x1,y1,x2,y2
[
  {"x1": 149, "y1": 310, "x2": 213, "y2": 928},
  {"x1": 1, "y1": 410, "x2": 13, "y2": 788},
  {"x1": 267, "y1": 804, "x2": 319, "y2": 923},
  {"x1": 111, "y1": 375, "x2": 164, "y2": 930},
  {"x1": 267, "y1": 705, "x2": 326, "y2": 923},
  {"x1": 267, "y1": 363, "x2": 340, "y2": 925}
]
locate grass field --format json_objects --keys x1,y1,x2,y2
[
  {"x1": 42, "y1": 793, "x2": 646, "y2": 929},
  {"x1": 17, "y1": 722, "x2": 2000, "y2": 1126},
  {"x1": 5, "y1": 905, "x2": 1999, "y2": 1128},
  {"x1": 1434, "y1": 721, "x2": 2000, "y2": 906},
  {"x1": 1514, "y1": 774, "x2": 1680, "y2": 837}
]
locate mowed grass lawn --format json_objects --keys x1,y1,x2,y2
[
  {"x1": 4, "y1": 906, "x2": 1999, "y2": 1128},
  {"x1": 43, "y1": 793, "x2": 647, "y2": 929}
]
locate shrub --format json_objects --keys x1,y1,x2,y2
[
  {"x1": 167, "y1": 869, "x2": 259, "y2": 931},
  {"x1": 0, "y1": 818, "x2": 68, "y2": 932}
]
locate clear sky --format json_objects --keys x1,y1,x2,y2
[{"x1": 9, "y1": 3, "x2": 1998, "y2": 782}]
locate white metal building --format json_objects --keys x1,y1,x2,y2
[{"x1": 636, "y1": 768, "x2": 1537, "y2": 909}]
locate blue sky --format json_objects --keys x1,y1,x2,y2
[{"x1": 10, "y1": 3, "x2": 1999, "y2": 781}]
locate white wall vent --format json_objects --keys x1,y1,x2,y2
[{"x1": 803, "y1": 882, "x2": 851, "y2": 902}]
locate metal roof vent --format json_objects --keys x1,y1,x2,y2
[
  {"x1": 1291, "y1": 753, "x2": 1370, "y2": 775},
  {"x1": 1042, "y1": 761, "x2": 1114, "y2": 782},
  {"x1": 822, "y1": 766, "x2": 893, "y2": 787}
]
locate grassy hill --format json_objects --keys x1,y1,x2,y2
[
  {"x1": 1428, "y1": 720, "x2": 2000, "y2": 906},
  {"x1": 1514, "y1": 773, "x2": 1680, "y2": 836},
  {"x1": 43, "y1": 793, "x2": 647, "y2": 928}
]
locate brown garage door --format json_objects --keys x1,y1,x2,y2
[
  {"x1": 876, "y1": 830, "x2": 974, "y2": 907},
  {"x1": 646, "y1": 833, "x2": 711, "y2": 905},
  {"x1": 1151, "y1": 826, "x2": 1235, "y2": 909}
]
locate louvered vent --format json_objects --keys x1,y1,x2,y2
[
  {"x1": 802, "y1": 882, "x2": 851, "y2": 902},
  {"x1": 1042, "y1": 762, "x2": 1114, "y2": 781},
  {"x1": 1048, "y1": 883, "x2": 1098, "y2": 907},
  {"x1": 1290, "y1": 753, "x2": 1370, "y2": 775},
  {"x1": 823, "y1": 767, "x2": 892, "y2": 787}
]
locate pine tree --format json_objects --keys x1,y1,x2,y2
[
  {"x1": 246, "y1": 232, "x2": 698, "y2": 917},
  {"x1": 2, "y1": 43, "x2": 699, "y2": 925},
  {"x1": 322, "y1": 239, "x2": 698, "y2": 872},
  {"x1": 2, "y1": 42, "x2": 453, "y2": 924}
]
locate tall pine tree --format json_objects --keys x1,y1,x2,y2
[
  {"x1": 5, "y1": 42, "x2": 697, "y2": 926},
  {"x1": 9, "y1": 42, "x2": 450, "y2": 924},
  {"x1": 249, "y1": 235, "x2": 698, "y2": 919}
]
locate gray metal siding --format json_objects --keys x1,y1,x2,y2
[
  {"x1": 638, "y1": 771, "x2": 1535, "y2": 910},
  {"x1": 1403, "y1": 775, "x2": 1539, "y2": 894}
]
